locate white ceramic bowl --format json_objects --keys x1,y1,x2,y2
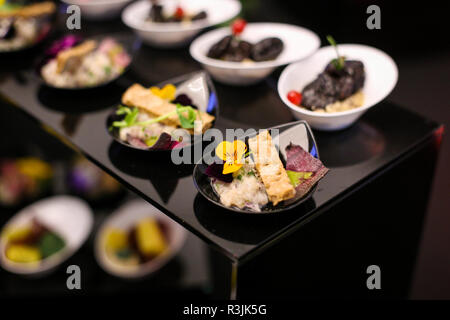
[
  {"x1": 122, "y1": 0, "x2": 241, "y2": 48},
  {"x1": 62, "y1": 0, "x2": 134, "y2": 20},
  {"x1": 0, "y1": 196, "x2": 93, "y2": 276},
  {"x1": 278, "y1": 44, "x2": 398, "y2": 131},
  {"x1": 95, "y1": 199, "x2": 187, "y2": 279},
  {"x1": 190, "y1": 23, "x2": 320, "y2": 85}
]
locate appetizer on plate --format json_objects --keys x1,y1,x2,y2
[
  {"x1": 190, "y1": 22, "x2": 320, "y2": 85},
  {"x1": 122, "y1": 0, "x2": 241, "y2": 48},
  {"x1": 148, "y1": 1, "x2": 207, "y2": 24},
  {"x1": 2, "y1": 218, "x2": 65, "y2": 264},
  {"x1": 207, "y1": 19, "x2": 283, "y2": 63},
  {"x1": 287, "y1": 36, "x2": 366, "y2": 113},
  {"x1": 0, "y1": 1, "x2": 55, "y2": 52},
  {"x1": 0, "y1": 157, "x2": 53, "y2": 207},
  {"x1": 109, "y1": 77, "x2": 216, "y2": 151},
  {"x1": 0, "y1": 196, "x2": 93, "y2": 275},
  {"x1": 95, "y1": 199, "x2": 186, "y2": 278},
  {"x1": 101, "y1": 217, "x2": 168, "y2": 268},
  {"x1": 205, "y1": 130, "x2": 328, "y2": 212},
  {"x1": 40, "y1": 36, "x2": 131, "y2": 88}
]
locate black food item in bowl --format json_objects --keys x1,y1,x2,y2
[
  {"x1": 148, "y1": 4, "x2": 207, "y2": 23},
  {"x1": 207, "y1": 36, "x2": 283, "y2": 63},
  {"x1": 301, "y1": 60, "x2": 365, "y2": 110}
]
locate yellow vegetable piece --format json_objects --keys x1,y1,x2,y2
[
  {"x1": 2, "y1": 226, "x2": 32, "y2": 243},
  {"x1": 149, "y1": 84, "x2": 176, "y2": 101},
  {"x1": 6, "y1": 245, "x2": 41, "y2": 263},
  {"x1": 303, "y1": 172, "x2": 313, "y2": 179},
  {"x1": 215, "y1": 140, "x2": 247, "y2": 175},
  {"x1": 104, "y1": 228, "x2": 128, "y2": 252},
  {"x1": 135, "y1": 218, "x2": 167, "y2": 257}
]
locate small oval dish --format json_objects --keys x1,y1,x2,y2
[
  {"x1": 190, "y1": 22, "x2": 320, "y2": 85},
  {"x1": 61, "y1": 0, "x2": 134, "y2": 21},
  {"x1": 193, "y1": 121, "x2": 329, "y2": 214},
  {"x1": 122, "y1": 0, "x2": 241, "y2": 48},
  {"x1": 106, "y1": 71, "x2": 219, "y2": 152},
  {"x1": 94, "y1": 199, "x2": 187, "y2": 279},
  {"x1": 278, "y1": 43, "x2": 398, "y2": 131},
  {"x1": 37, "y1": 33, "x2": 140, "y2": 91},
  {"x1": 0, "y1": 196, "x2": 93, "y2": 276}
]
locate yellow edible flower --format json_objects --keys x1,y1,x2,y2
[
  {"x1": 149, "y1": 84, "x2": 176, "y2": 101},
  {"x1": 215, "y1": 140, "x2": 247, "y2": 175}
]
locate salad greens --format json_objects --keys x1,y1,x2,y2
[{"x1": 111, "y1": 104, "x2": 198, "y2": 130}]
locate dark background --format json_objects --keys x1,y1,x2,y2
[{"x1": 254, "y1": 0, "x2": 450, "y2": 299}]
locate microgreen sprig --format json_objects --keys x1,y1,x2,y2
[{"x1": 326, "y1": 35, "x2": 345, "y2": 70}]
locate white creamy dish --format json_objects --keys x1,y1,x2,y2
[
  {"x1": 212, "y1": 160, "x2": 269, "y2": 212},
  {"x1": 0, "y1": 18, "x2": 37, "y2": 51},
  {"x1": 0, "y1": 1, "x2": 55, "y2": 51}
]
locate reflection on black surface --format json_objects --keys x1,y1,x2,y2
[
  {"x1": 314, "y1": 120, "x2": 385, "y2": 168},
  {"x1": 108, "y1": 142, "x2": 193, "y2": 203},
  {"x1": 37, "y1": 82, "x2": 124, "y2": 114},
  {"x1": 194, "y1": 193, "x2": 317, "y2": 245},
  {"x1": 61, "y1": 114, "x2": 82, "y2": 137}
]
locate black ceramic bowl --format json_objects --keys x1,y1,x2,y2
[
  {"x1": 106, "y1": 71, "x2": 219, "y2": 153},
  {"x1": 37, "y1": 33, "x2": 141, "y2": 91},
  {"x1": 193, "y1": 120, "x2": 321, "y2": 214}
]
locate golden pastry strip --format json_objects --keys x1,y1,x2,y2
[
  {"x1": 122, "y1": 83, "x2": 215, "y2": 133},
  {"x1": 248, "y1": 130, "x2": 296, "y2": 206},
  {"x1": 56, "y1": 40, "x2": 97, "y2": 74}
]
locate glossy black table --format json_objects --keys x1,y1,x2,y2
[{"x1": 0, "y1": 21, "x2": 443, "y2": 299}]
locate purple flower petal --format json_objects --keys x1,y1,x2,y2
[{"x1": 205, "y1": 163, "x2": 233, "y2": 183}]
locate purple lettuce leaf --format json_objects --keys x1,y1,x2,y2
[
  {"x1": 149, "y1": 132, "x2": 180, "y2": 150},
  {"x1": 285, "y1": 143, "x2": 329, "y2": 198}
]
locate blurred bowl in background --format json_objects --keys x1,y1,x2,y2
[
  {"x1": 0, "y1": 196, "x2": 93, "y2": 276},
  {"x1": 190, "y1": 23, "x2": 320, "y2": 85},
  {"x1": 61, "y1": 0, "x2": 134, "y2": 20},
  {"x1": 95, "y1": 199, "x2": 187, "y2": 279},
  {"x1": 122, "y1": 0, "x2": 241, "y2": 48}
]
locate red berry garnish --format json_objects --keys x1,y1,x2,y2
[
  {"x1": 287, "y1": 90, "x2": 302, "y2": 105},
  {"x1": 231, "y1": 19, "x2": 247, "y2": 36},
  {"x1": 174, "y1": 6, "x2": 184, "y2": 19}
]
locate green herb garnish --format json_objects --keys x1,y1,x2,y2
[
  {"x1": 112, "y1": 105, "x2": 139, "y2": 128},
  {"x1": 287, "y1": 170, "x2": 303, "y2": 188},
  {"x1": 326, "y1": 35, "x2": 345, "y2": 70},
  {"x1": 145, "y1": 136, "x2": 158, "y2": 147},
  {"x1": 176, "y1": 103, "x2": 197, "y2": 129},
  {"x1": 104, "y1": 66, "x2": 112, "y2": 76},
  {"x1": 247, "y1": 170, "x2": 255, "y2": 176}
]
